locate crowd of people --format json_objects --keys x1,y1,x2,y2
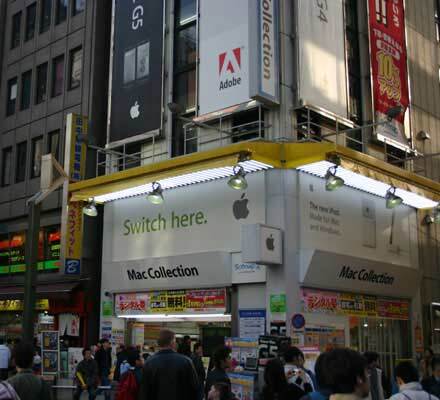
[{"x1": 0, "y1": 331, "x2": 438, "y2": 400}]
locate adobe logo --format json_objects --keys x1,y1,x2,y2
[{"x1": 218, "y1": 48, "x2": 241, "y2": 76}]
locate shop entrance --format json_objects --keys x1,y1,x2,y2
[{"x1": 350, "y1": 317, "x2": 411, "y2": 378}]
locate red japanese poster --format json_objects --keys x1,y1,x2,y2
[{"x1": 368, "y1": 0, "x2": 409, "y2": 147}]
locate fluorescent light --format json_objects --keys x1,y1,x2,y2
[
  {"x1": 117, "y1": 313, "x2": 231, "y2": 322},
  {"x1": 432, "y1": 302, "x2": 440, "y2": 307},
  {"x1": 94, "y1": 160, "x2": 272, "y2": 203},
  {"x1": 297, "y1": 161, "x2": 437, "y2": 209}
]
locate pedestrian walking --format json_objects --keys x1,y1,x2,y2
[
  {"x1": 191, "y1": 342, "x2": 206, "y2": 400},
  {"x1": 364, "y1": 351, "x2": 385, "y2": 400},
  {"x1": 7, "y1": 342, "x2": 51, "y2": 400},
  {"x1": 178, "y1": 335, "x2": 192, "y2": 357},
  {"x1": 323, "y1": 348, "x2": 369, "y2": 400},
  {"x1": 300, "y1": 352, "x2": 332, "y2": 400},
  {"x1": 205, "y1": 346, "x2": 232, "y2": 399},
  {"x1": 113, "y1": 344, "x2": 128, "y2": 382},
  {"x1": 138, "y1": 329, "x2": 198, "y2": 400},
  {"x1": 284, "y1": 347, "x2": 314, "y2": 393},
  {"x1": 422, "y1": 357, "x2": 440, "y2": 398},
  {"x1": 208, "y1": 382, "x2": 236, "y2": 400},
  {"x1": 116, "y1": 349, "x2": 141, "y2": 400},
  {"x1": 74, "y1": 347, "x2": 98, "y2": 400},
  {"x1": 0, "y1": 339, "x2": 11, "y2": 380},
  {"x1": 94, "y1": 339, "x2": 112, "y2": 400},
  {"x1": 391, "y1": 361, "x2": 439, "y2": 400},
  {"x1": 261, "y1": 358, "x2": 308, "y2": 400},
  {"x1": 421, "y1": 349, "x2": 435, "y2": 380}
]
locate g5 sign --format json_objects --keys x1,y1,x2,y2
[{"x1": 131, "y1": 0, "x2": 144, "y2": 30}]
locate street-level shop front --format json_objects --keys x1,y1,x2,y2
[{"x1": 67, "y1": 142, "x2": 440, "y2": 375}]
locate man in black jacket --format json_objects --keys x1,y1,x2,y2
[
  {"x1": 422, "y1": 357, "x2": 440, "y2": 398},
  {"x1": 74, "y1": 348, "x2": 98, "y2": 400},
  {"x1": 138, "y1": 329, "x2": 199, "y2": 400},
  {"x1": 192, "y1": 342, "x2": 206, "y2": 400},
  {"x1": 94, "y1": 339, "x2": 112, "y2": 400}
]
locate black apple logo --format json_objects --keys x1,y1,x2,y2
[
  {"x1": 233, "y1": 193, "x2": 249, "y2": 220},
  {"x1": 266, "y1": 234, "x2": 275, "y2": 251}
]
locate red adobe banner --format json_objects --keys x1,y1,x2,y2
[{"x1": 368, "y1": 0, "x2": 409, "y2": 146}]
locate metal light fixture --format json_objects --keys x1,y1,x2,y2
[
  {"x1": 424, "y1": 215, "x2": 435, "y2": 225},
  {"x1": 385, "y1": 187, "x2": 403, "y2": 209},
  {"x1": 147, "y1": 182, "x2": 164, "y2": 205},
  {"x1": 424, "y1": 204, "x2": 440, "y2": 225},
  {"x1": 325, "y1": 166, "x2": 345, "y2": 191},
  {"x1": 227, "y1": 165, "x2": 248, "y2": 190},
  {"x1": 83, "y1": 199, "x2": 98, "y2": 217}
]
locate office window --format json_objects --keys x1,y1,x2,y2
[
  {"x1": 36, "y1": 63, "x2": 48, "y2": 104},
  {"x1": 20, "y1": 70, "x2": 32, "y2": 111},
  {"x1": 51, "y1": 55, "x2": 64, "y2": 97},
  {"x1": 48, "y1": 130, "x2": 60, "y2": 162},
  {"x1": 73, "y1": 0, "x2": 85, "y2": 16},
  {"x1": 31, "y1": 137, "x2": 43, "y2": 178},
  {"x1": 172, "y1": 0, "x2": 197, "y2": 156},
  {"x1": 123, "y1": 42, "x2": 149, "y2": 84},
  {"x1": 11, "y1": 12, "x2": 22, "y2": 49},
  {"x1": 15, "y1": 142, "x2": 27, "y2": 183},
  {"x1": 6, "y1": 78, "x2": 18, "y2": 117},
  {"x1": 40, "y1": 0, "x2": 52, "y2": 33},
  {"x1": 25, "y1": 4, "x2": 37, "y2": 41},
  {"x1": 69, "y1": 47, "x2": 82, "y2": 89},
  {"x1": 56, "y1": 0, "x2": 68, "y2": 24},
  {"x1": 436, "y1": 0, "x2": 440, "y2": 42},
  {"x1": 1, "y1": 148, "x2": 12, "y2": 187}
]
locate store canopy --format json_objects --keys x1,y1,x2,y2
[
  {"x1": 0, "y1": 282, "x2": 79, "y2": 300},
  {"x1": 69, "y1": 141, "x2": 440, "y2": 209}
]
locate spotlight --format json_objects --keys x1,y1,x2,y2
[
  {"x1": 425, "y1": 204, "x2": 440, "y2": 225},
  {"x1": 424, "y1": 215, "x2": 435, "y2": 225},
  {"x1": 83, "y1": 199, "x2": 98, "y2": 217},
  {"x1": 147, "y1": 182, "x2": 164, "y2": 205},
  {"x1": 228, "y1": 165, "x2": 248, "y2": 190},
  {"x1": 385, "y1": 187, "x2": 403, "y2": 209},
  {"x1": 325, "y1": 166, "x2": 344, "y2": 191}
]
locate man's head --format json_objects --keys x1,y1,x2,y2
[
  {"x1": 157, "y1": 329, "x2": 176, "y2": 350},
  {"x1": 284, "y1": 346, "x2": 304, "y2": 368},
  {"x1": 395, "y1": 361, "x2": 419, "y2": 387},
  {"x1": 183, "y1": 335, "x2": 191, "y2": 345},
  {"x1": 432, "y1": 357, "x2": 440, "y2": 380},
  {"x1": 194, "y1": 342, "x2": 203, "y2": 357},
  {"x1": 315, "y1": 352, "x2": 331, "y2": 392},
  {"x1": 364, "y1": 351, "x2": 380, "y2": 369},
  {"x1": 324, "y1": 348, "x2": 369, "y2": 398},
  {"x1": 83, "y1": 348, "x2": 92, "y2": 360},
  {"x1": 100, "y1": 338, "x2": 111, "y2": 350},
  {"x1": 213, "y1": 346, "x2": 232, "y2": 371},
  {"x1": 13, "y1": 342, "x2": 35, "y2": 369},
  {"x1": 116, "y1": 344, "x2": 125, "y2": 353}
]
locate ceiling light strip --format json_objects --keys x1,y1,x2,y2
[
  {"x1": 94, "y1": 160, "x2": 272, "y2": 203},
  {"x1": 297, "y1": 161, "x2": 437, "y2": 209}
]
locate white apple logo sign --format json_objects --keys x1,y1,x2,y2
[
  {"x1": 233, "y1": 193, "x2": 249, "y2": 220},
  {"x1": 266, "y1": 234, "x2": 275, "y2": 251},
  {"x1": 130, "y1": 101, "x2": 140, "y2": 119}
]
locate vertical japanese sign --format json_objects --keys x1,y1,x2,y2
[
  {"x1": 64, "y1": 201, "x2": 82, "y2": 275},
  {"x1": 67, "y1": 114, "x2": 88, "y2": 182},
  {"x1": 368, "y1": 0, "x2": 409, "y2": 146}
]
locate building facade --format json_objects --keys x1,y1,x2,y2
[{"x1": 0, "y1": 0, "x2": 111, "y2": 344}]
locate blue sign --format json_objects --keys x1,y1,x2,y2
[
  {"x1": 291, "y1": 313, "x2": 306, "y2": 330},
  {"x1": 65, "y1": 259, "x2": 81, "y2": 275}
]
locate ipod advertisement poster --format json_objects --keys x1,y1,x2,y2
[{"x1": 109, "y1": 0, "x2": 164, "y2": 143}]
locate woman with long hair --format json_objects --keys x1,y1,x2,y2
[{"x1": 262, "y1": 358, "x2": 307, "y2": 400}]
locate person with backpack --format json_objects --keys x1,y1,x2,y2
[
  {"x1": 74, "y1": 347, "x2": 98, "y2": 400},
  {"x1": 7, "y1": 342, "x2": 51, "y2": 400},
  {"x1": 116, "y1": 349, "x2": 141, "y2": 400},
  {"x1": 390, "y1": 361, "x2": 439, "y2": 400}
]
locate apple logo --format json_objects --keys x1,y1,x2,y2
[
  {"x1": 130, "y1": 101, "x2": 140, "y2": 119},
  {"x1": 233, "y1": 193, "x2": 249, "y2": 220},
  {"x1": 266, "y1": 234, "x2": 275, "y2": 251}
]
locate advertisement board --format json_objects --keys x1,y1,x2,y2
[
  {"x1": 296, "y1": 0, "x2": 348, "y2": 118},
  {"x1": 114, "y1": 288, "x2": 227, "y2": 316},
  {"x1": 110, "y1": 0, "x2": 164, "y2": 142},
  {"x1": 102, "y1": 172, "x2": 265, "y2": 262},
  {"x1": 368, "y1": 0, "x2": 409, "y2": 146},
  {"x1": 66, "y1": 114, "x2": 88, "y2": 182}
]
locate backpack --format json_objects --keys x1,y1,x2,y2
[
  {"x1": 116, "y1": 370, "x2": 139, "y2": 400},
  {"x1": 0, "y1": 382, "x2": 20, "y2": 400}
]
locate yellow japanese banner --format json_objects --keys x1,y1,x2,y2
[
  {"x1": 68, "y1": 114, "x2": 88, "y2": 182},
  {"x1": 0, "y1": 298, "x2": 49, "y2": 311}
]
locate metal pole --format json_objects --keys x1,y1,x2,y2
[{"x1": 22, "y1": 200, "x2": 41, "y2": 343}]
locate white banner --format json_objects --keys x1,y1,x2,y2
[
  {"x1": 103, "y1": 252, "x2": 232, "y2": 292},
  {"x1": 199, "y1": 0, "x2": 251, "y2": 115},
  {"x1": 103, "y1": 173, "x2": 265, "y2": 262},
  {"x1": 297, "y1": 0, "x2": 348, "y2": 118},
  {"x1": 298, "y1": 173, "x2": 419, "y2": 268}
]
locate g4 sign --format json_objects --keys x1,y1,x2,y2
[{"x1": 131, "y1": 0, "x2": 144, "y2": 30}]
